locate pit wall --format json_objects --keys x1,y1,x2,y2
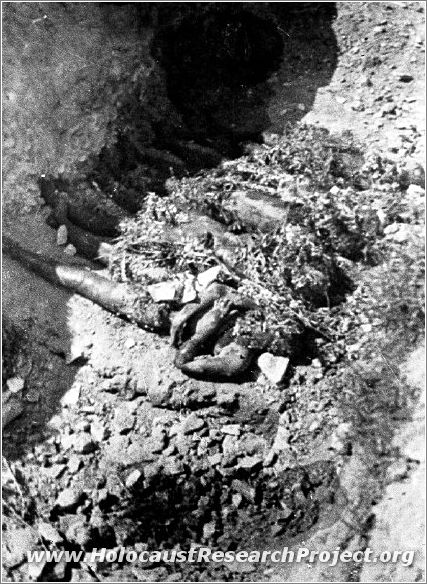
[{"x1": 2, "y1": 2, "x2": 154, "y2": 214}]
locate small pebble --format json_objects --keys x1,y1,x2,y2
[
  {"x1": 125, "y1": 469, "x2": 142, "y2": 488},
  {"x1": 57, "y1": 225, "x2": 68, "y2": 245},
  {"x1": 64, "y1": 243, "x2": 77, "y2": 256},
  {"x1": 6, "y1": 377, "x2": 25, "y2": 394}
]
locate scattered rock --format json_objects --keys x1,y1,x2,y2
[
  {"x1": 181, "y1": 276, "x2": 198, "y2": 303},
  {"x1": 70, "y1": 568, "x2": 98, "y2": 582},
  {"x1": 399, "y1": 74, "x2": 414, "y2": 82},
  {"x1": 202, "y1": 521, "x2": 216, "y2": 540},
  {"x1": 124, "y1": 337, "x2": 136, "y2": 350},
  {"x1": 380, "y1": 101, "x2": 396, "y2": 116},
  {"x1": 225, "y1": 560, "x2": 256, "y2": 574},
  {"x1": 64, "y1": 243, "x2": 77, "y2": 256},
  {"x1": 272, "y1": 426, "x2": 291, "y2": 452},
  {"x1": 264, "y1": 450, "x2": 277, "y2": 467},
  {"x1": 61, "y1": 432, "x2": 75, "y2": 451},
  {"x1": 232, "y1": 493, "x2": 243, "y2": 507},
  {"x1": 232, "y1": 479, "x2": 256, "y2": 503},
  {"x1": 90, "y1": 420, "x2": 109, "y2": 442},
  {"x1": 399, "y1": 160, "x2": 425, "y2": 188},
  {"x1": 238, "y1": 455, "x2": 263, "y2": 473},
  {"x1": 6, "y1": 376, "x2": 25, "y2": 393},
  {"x1": 239, "y1": 434, "x2": 266, "y2": 456},
  {"x1": 55, "y1": 487, "x2": 83, "y2": 511},
  {"x1": 113, "y1": 403, "x2": 135, "y2": 434},
  {"x1": 329, "y1": 422, "x2": 352, "y2": 454},
  {"x1": 67, "y1": 454, "x2": 82, "y2": 474},
  {"x1": 27, "y1": 556, "x2": 47, "y2": 581},
  {"x1": 73, "y1": 433, "x2": 97, "y2": 454},
  {"x1": 386, "y1": 459, "x2": 409, "y2": 482},
  {"x1": 100, "y1": 373, "x2": 128, "y2": 393},
  {"x1": 308, "y1": 419, "x2": 321, "y2": 433},
  {"x1": 229, "y1": 190, "x2": 290, "y2": 232},
  {"x1": 57, "y1": 224, "x2": 68, "y2": 245},
  {"x1": 38, "y1": 522, "x2": 63, "y2": 544},
  {"x1": 65, "y1": 519, "x2": 92, "y2": 547},
  {"x1": 162, "y1": 457, "x2": 185, "y2": 476},
  {"x1": 182, "y1": 413, "x2": 205, "y2": 435},
  {"x1": 125, "y1": 469, "x2": 143, "y2": 488},
  {"x1": 147, "y1": 281, "x2": 177, "y2": 302},
  {"x1": 2, "y1": 395, "x2": 24, "y2": 427},
  {"x1": 257, "y1": 353, "x2": 289, "y2": 384},
  {"x1": 271, "y1": 522, "x2": 286, "y2": 537},
  {"x1": 147, "y1": 380, "x2": 173, "y2": 407},
  {"x1": 221, "y1": 424, "x2": 241, "y2": 437},
  {"x1": 208, "y1": 453, "x2": 223, "y2": 466},
  {"x1": 145, "y1": 426, "x2": 167, "y2": 453},
  {"x1": 196, "y1": 266, "x2": 223, "y2": 290},
  {"x1": 216, "y1": 385, "x2": 239, "y2": 408},
  {"x1": 384, "y1": 222, "x2": 412, "y2": 242},
  {"x1": 60, "y1": 385, "x2": 81, "y2": 407},
  {"x1": 42, "y1": 463, "x2": 67, "y2": 479},
  {"x1": 222, "y1": 434, "x2": 239, "y2": 458},
  {"x1": 51, "y1": 559, "x2": 68, "y2": 581},
  {"x1": 125, "y1": 437, "x2": 157, "y2": 465},
  {"x1": 406, "y1": 184, "x2": 425, "y2": 197}
]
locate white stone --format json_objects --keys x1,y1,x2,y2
[
  {"x1": 202, "y1": 521, "x2": 216, "y2": 539},
  {"x1": 407, "y1": 184, "x2": 425, "y2": 197},
  {"x1": 386, "y1": 224, "x2": 411, "y2": 243},
  {"x1": 257, "y1": 353, "x2": 290, "y2": 384},
  {"x1": 272, "y1": 426, "x2": 291, "y2": 452},
  {"x1": 57, "y1": 224, "x2": 68, "y2": 245},
  {"x1": 2, "y1": 397, "x2": 24, "y2": 427},
  {"x1": 125, "y1": 469, "x2": 142, "y2": 489},
  {"x1": 221, "y1": 424, "x2": 241, "y2": 437},
  {"x1": 383, "y1": 222, "x2": 400, "y2": 235},
  {"x1": 63, "y1": 243, "x2": 77, "y2": 256},
  {"x1": 38, "y1": 522, "x2": 63, "y2": 544},
  {"x1": 6, "y1": 376, "x2": 25, "y2": 394},
  {"x1": 196, "y1": 266, "x2": 222, "y2": 290},
  {"x1": 124, "y1": 338, "x2": 136, "y2": 350},
  {"x1": 181, "y1": 276, "x2": 198, "y2": 304},
  {"x1": 55, "y1": 487, "x2": 82, "y2": 509},
  {"x1": 60, "y1": 384, "x2": 81, "y2": 407},
  {"x1": 90, "y1": 421, "x2": 108, "y2": 442},
  {"x1": 147, "y1": 281, "x2": 177, "y2": 302}
]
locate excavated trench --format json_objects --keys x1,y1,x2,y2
[{"x1": 2, "y1": 4, "x2": 359, "y2": 582}]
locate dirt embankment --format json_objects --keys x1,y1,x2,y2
[{"x1": 2, "y1": 3, "x2": 154, "y2": 214}]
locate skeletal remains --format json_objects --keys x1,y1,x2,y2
[{"x1": 4, "y1": 177, "x2": 295, "y2": 381}]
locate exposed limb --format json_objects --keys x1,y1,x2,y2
[
  {"x1": 2, "y1": 236, "x2": 170, "y2": 333},
  {"x1": 180, "y1": 342, "x2": 254, "y2": 380},
  {"x1": 52, "y1": 194, "x2": 114, "y2": 265},
  {"x1": 39, "y1": 176, "x2": 125, "y2": 237},
  {"x1": 174, "y1": 292, "x2": 257, "y2": 369},
  {"x1": 170, "y1": 283, "x2": 231, "y2": 347}
]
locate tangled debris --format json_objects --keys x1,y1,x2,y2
[
  {"x1": 3, "y1": 118, "x2": 424, "y2": 581},
  {"x1": 106, "y1": 123, "x2": 423, "y2": 369}
]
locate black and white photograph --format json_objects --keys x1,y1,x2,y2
[{"x1": 1, "y1": 1, "x2": 425, "y2": 582}]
